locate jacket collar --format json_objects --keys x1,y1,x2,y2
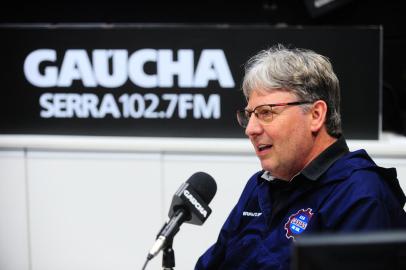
[{"x1": 301, "y1": 136, "x2": 349, "y2": 181}]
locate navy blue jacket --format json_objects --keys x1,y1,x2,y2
[{"x1": 195, "y1": 141, "x2": 406, "y2": 270}]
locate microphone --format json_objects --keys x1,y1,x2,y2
[{"x1": 147, "y1": 172, "x2": 217, "y2": 261}]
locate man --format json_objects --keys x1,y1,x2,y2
[{"x1": 195, "y1": 44, "x2": 406, "y2": 269}]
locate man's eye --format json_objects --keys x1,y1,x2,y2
[{"x1": 258, "y1": 109, "x2": 273, "y2": 118}]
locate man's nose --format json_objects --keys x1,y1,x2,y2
[{"x1": 245, "y1": 114, "x2": 263, "y2": 137}]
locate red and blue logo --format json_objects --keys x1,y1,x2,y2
[{"x1": 284, "y1": 208, "x2": 314, "y2": 240}]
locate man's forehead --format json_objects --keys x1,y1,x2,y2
[{"x1": 247, "y1": 88, "x2": 295, "y2": 101}]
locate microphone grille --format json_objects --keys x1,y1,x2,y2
[{"x1": 186, "y1": 172, "x2": 217, "y2": 204}]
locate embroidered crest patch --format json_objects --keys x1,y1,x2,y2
[{"x1": 284, "y1": 208, "x2": 313, "y2": 240}]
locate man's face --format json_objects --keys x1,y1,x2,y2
[{"x1": 245, "y1": 89, "x2": 315, "y2": 180}]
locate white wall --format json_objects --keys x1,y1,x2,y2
[
  {"x1": 0, "y1": 151, "x2": 29, "y2": 270},
  {"x1": 27, "y1": 151, "x2": 163, "y2": 270},
  {"x1": 1, "y1": 134, "x2": 406, "y2": 270}
]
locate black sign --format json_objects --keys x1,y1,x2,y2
[{"x1": 0, "y1": 25, "x2": 381, "y2": 139}]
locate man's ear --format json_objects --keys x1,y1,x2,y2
[{"x1": 310, "y1": 100, "x2": 328, "y2": 133}]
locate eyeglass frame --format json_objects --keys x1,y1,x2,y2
[{"x1": 236, "y1": 101, "x2": 313, "y2": 128}]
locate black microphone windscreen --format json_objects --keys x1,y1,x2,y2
[{"x1": 186, "y1": 172, "x2": 217, "y2": 204}]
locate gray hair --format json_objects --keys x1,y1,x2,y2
[{"x1": 242, "y1": 44, "x2": 342, "y2": 137}]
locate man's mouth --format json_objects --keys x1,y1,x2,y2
[{"x1": 257, "y1": 144, "x2": 272, "y2": 152}]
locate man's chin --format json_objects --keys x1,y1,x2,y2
[{"x1": 260, "y1": 161, "x2": 275, "y2": 173}]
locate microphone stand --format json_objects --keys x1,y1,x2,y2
[{"x1": 162, "y1": 238, "x2": 175, "y2": 270}]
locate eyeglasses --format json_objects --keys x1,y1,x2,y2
[{"x1": 236, "y1": 101, "x2": 313, "y2": 128}]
